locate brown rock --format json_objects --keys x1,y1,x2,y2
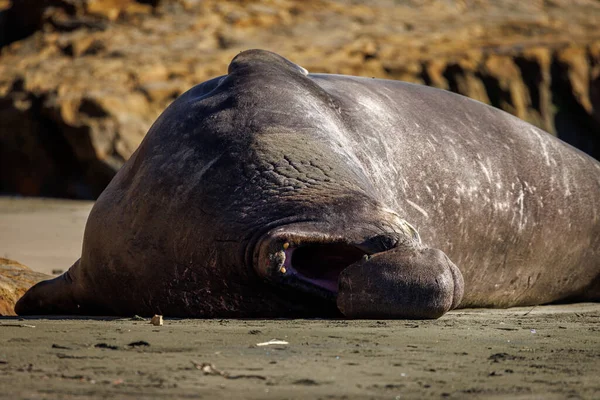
[
  {"x1": 138, "y1": 80, "x2": 186, "y2": 102},
  {"x1": 0, "y1": 258, "x2": 50, "y2": 316},
  {"x1": 590, "y1": 42, "x2": 600, "y2": 126},
  {"x1": 557, "y1": 46, "x2": 593, "y2": 115},
  {"x1": 517, "y1": 47, "x2": 554, "y2": 133},
  {"x1": 0, "y1": 0, "x2": 599, "y2": 199},
  {"x1": 483, "y1": 55, "x2": 529, "y2": 120}
]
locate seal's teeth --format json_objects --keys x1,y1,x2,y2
[
  {"x1": 283, "y1": 242, "x2": 290, "y2": 250},
  {"x1": 279, "y1": 267, "x2": 287, "y2": 274}
]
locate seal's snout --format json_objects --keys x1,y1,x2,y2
[{"x1": 337, "y1": 247, "x2": 464, "y2": 319}]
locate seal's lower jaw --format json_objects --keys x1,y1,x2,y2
[{"x1": 254, "y1": 230, "x2": 368, "y2": 300}]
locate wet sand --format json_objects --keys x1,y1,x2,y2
[
  {"x1": 1, "y1": 198, "x2": 599, "y2": 399},
  {"x1": 1, "y1": 306, "x2": 599, "y2": 399}
]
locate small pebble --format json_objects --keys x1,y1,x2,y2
[{"x1": 150, "y1": 315, "x2": 163, "y2": 326}]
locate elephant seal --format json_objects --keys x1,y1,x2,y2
[{"x1": 16, "y1": 50, "x2": 600, "y2": 319}]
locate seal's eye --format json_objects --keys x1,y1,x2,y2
[{"x1": 290, "y1": 244, "x2": 366, "y2": 291}]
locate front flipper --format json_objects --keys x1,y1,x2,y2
[
  {"x1": 14, "y1": 259, "x2": 104, "y2": 316},
  {"x1": 337, "y1": 246, "x2": 464, "y2": 319}
]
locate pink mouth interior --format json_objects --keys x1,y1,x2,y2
[{"x1": 283, "y1": 244, "x2": 367, "y2": 292}]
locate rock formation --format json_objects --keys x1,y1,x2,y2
[
  {"x1": 0, "y1": 258, "x2": 50, "y2": 316},
  {"x1": 1, "y1": 0, "x2": 599, "y2": 198}
]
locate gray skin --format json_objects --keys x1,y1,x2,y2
[{"x1": 16, "y1": 50, "x2": 600, "y2": 319}]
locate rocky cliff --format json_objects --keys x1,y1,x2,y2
[{"x1": 1, "y1": 0, "x2": 599, "y2": 198}]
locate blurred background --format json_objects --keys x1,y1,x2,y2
[{"x1": 1, "y1": 0, "x2": 599, "y2": 200}]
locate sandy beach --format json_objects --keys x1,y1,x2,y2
[
  {"x1": 0, "y1": 306, "x2": 598, "y2": 399},
  {"x1": 0, "y1": 198, "x2": 92, "y2": 275},
  {"x1": 0, "y1": 197, "x2": 599, "y2": 398}
]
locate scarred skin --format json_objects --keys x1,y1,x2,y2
[{"x1": 15, "y1": 50, "x2": 600, "y2": 319}]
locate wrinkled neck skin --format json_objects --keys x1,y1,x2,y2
[{"x1": 213, "y1": 128, "x2": 422, "y2": 315}]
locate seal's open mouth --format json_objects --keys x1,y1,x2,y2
[
  {"x1": 253, "y1": 227, "x2": 374, "y2": 299},
  {"x1": 252, "y1": 223, "x2": 462, "y2": 320},
  {"x1": 282, "y1": 243, "x2": 367, "y2": 292}
]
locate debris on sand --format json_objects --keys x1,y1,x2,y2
[
  {"x1": 191, "y1": 362, "x2": 267, "y2": 381},
  {"x1": 256, "y1": 339, "x2": 289, "y2": 347},
  {"x1": 94, "y1": 343, "x2": 119, "y2": 350},
  {"x1": 127, "y1": 341, "x2": 150, "y2": 347},
  {"x1": 0, "y1": 323, "x2": 36, "y2": 328},
  {"x1": 488, "y1": 353, "x2": 525, "y2": 363},
  {"x1": 150, "y1": 315, "x2": 163, "y2": 326},
  {"x1": 193, "y1": 362, "x2": 223, "y2": 376}
]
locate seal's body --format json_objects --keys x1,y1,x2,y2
[{"x1": 16, "y1": 50, "x2": 600, "y2": 319}]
